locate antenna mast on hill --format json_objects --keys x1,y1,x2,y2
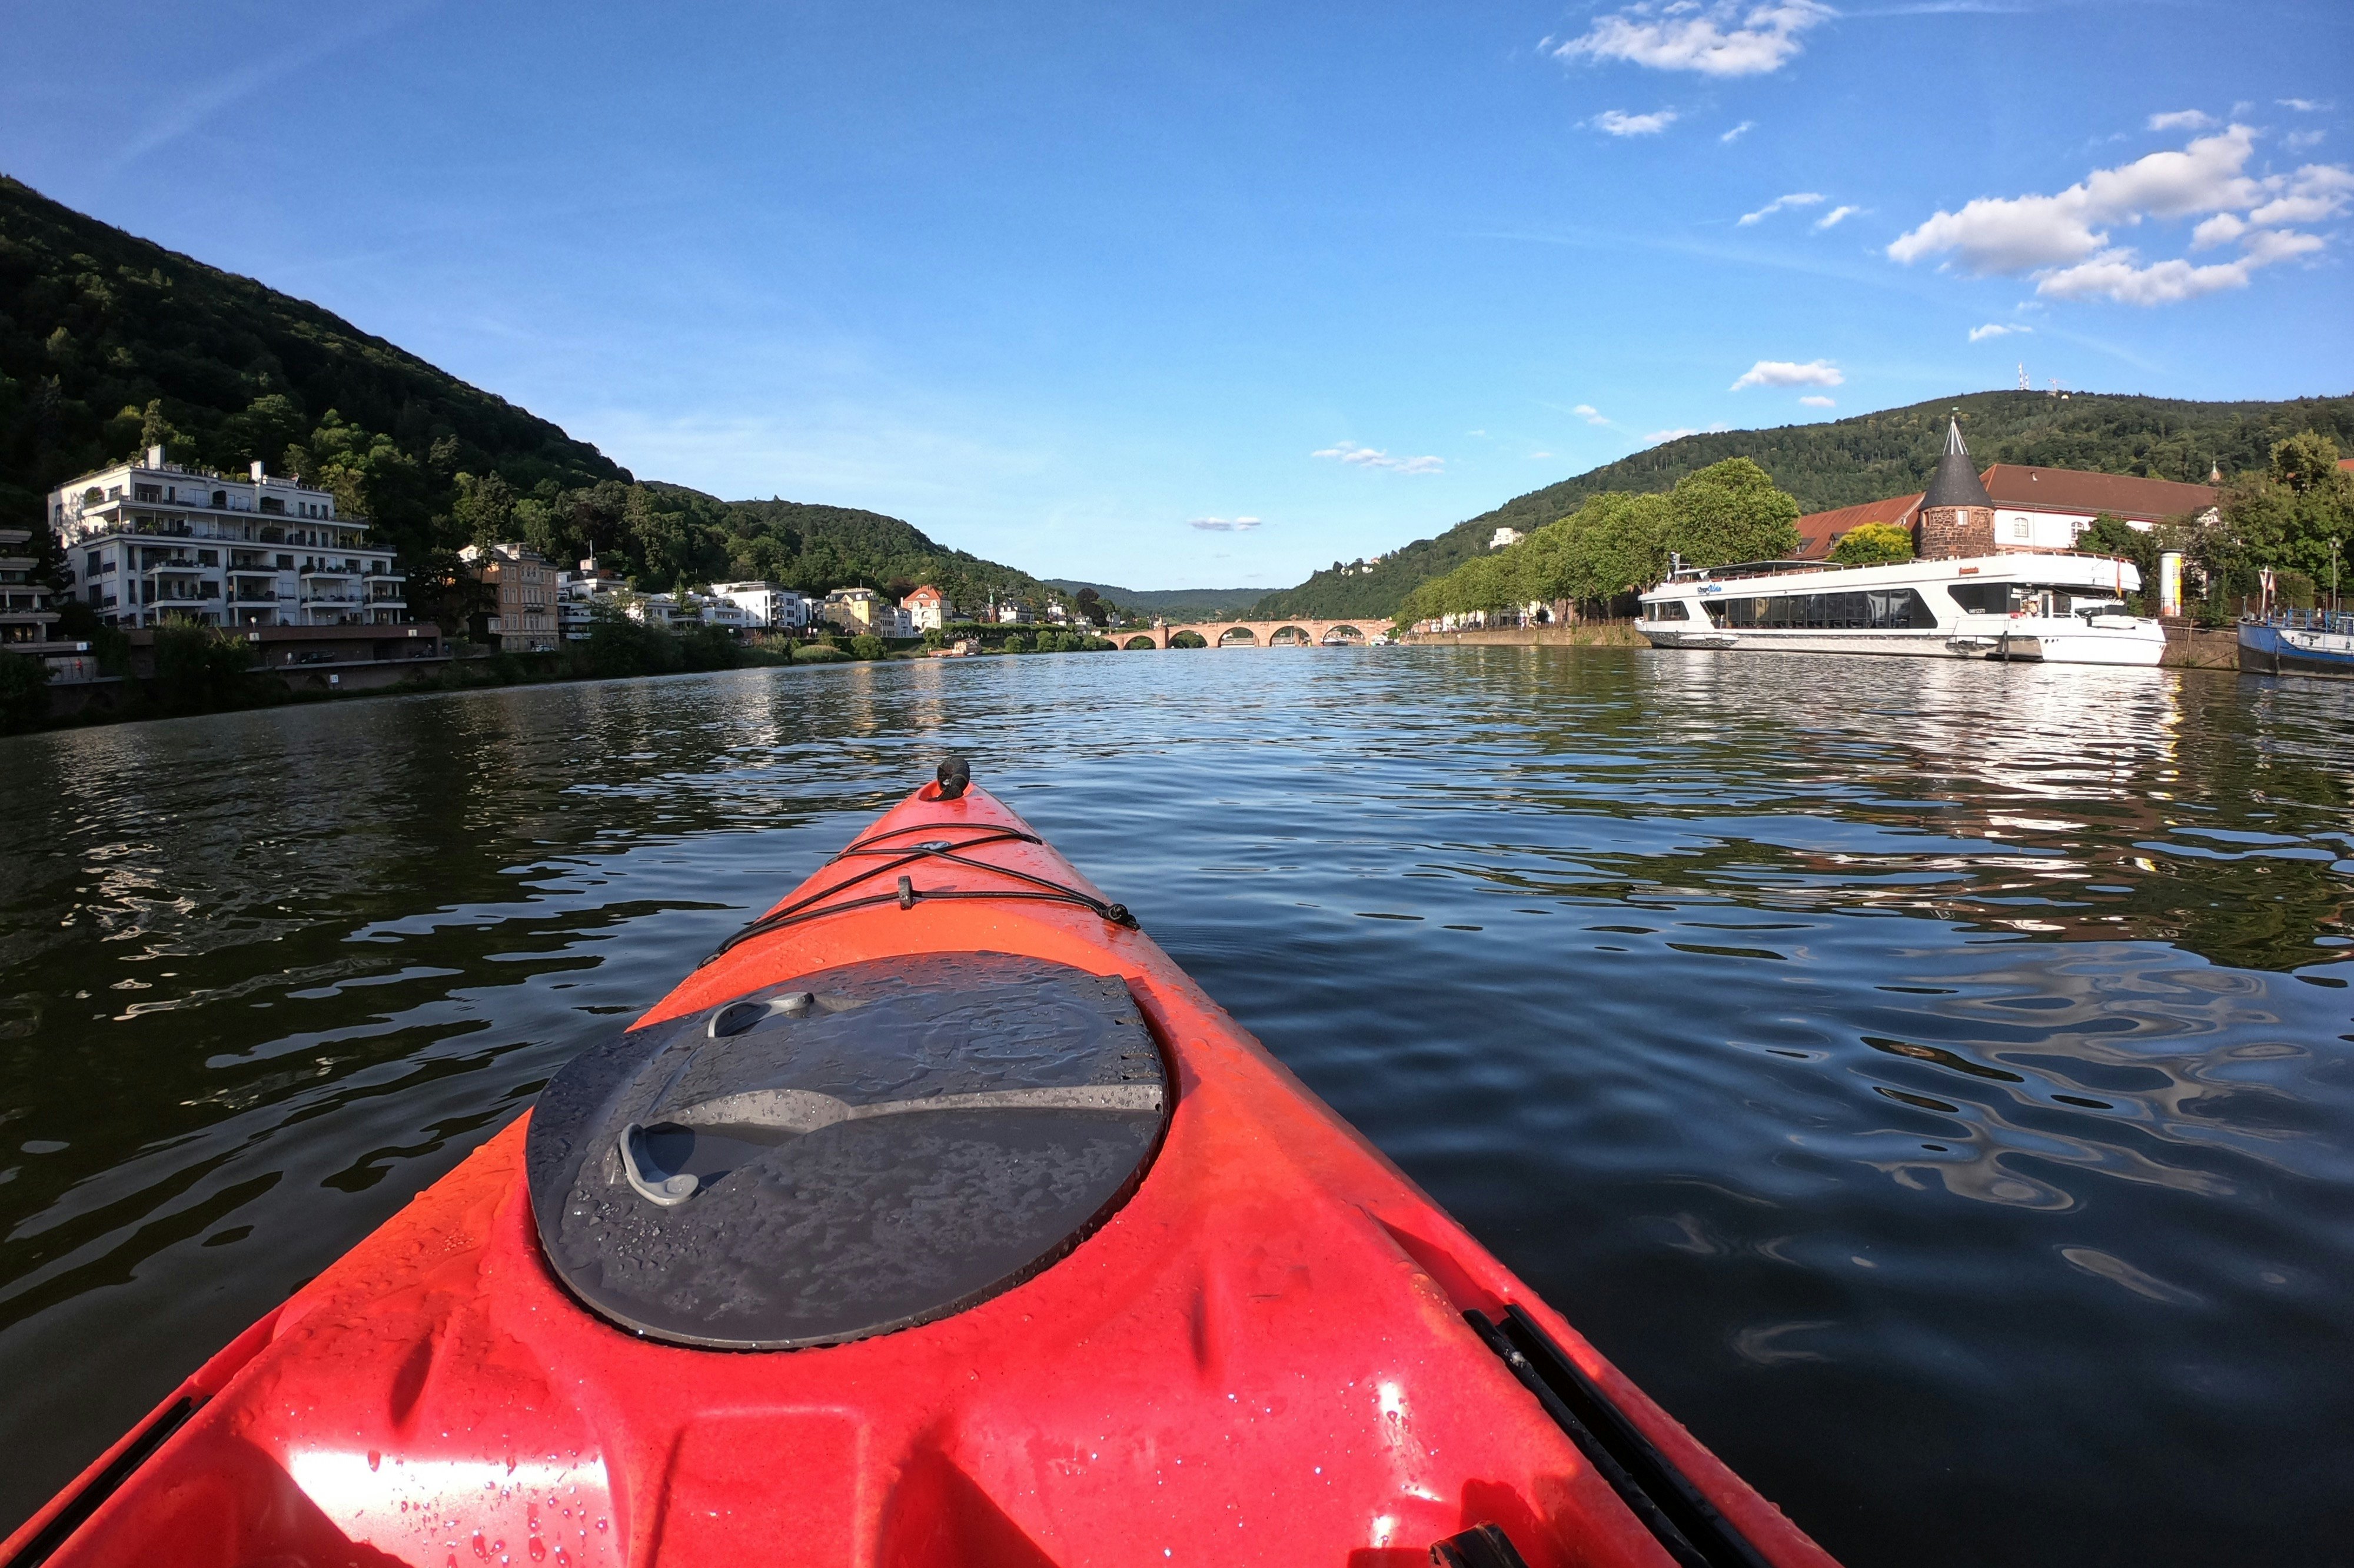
[{"x1": 2016, "y1": 362, "x2": 2030, "y2": 391}]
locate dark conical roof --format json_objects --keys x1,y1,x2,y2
[{"x1": 1923, "y1": 417, "x2": 1994, "y2": 510}]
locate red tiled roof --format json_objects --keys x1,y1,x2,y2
[
  {"x1": 1793, "y1": 493, "x2": 1921, "y2": 560},
  {"x1": 1979, "y1": 464, "x2": 2216, "y2": 522},
  {"x1": 2339, "y1": 457, "x2": 2354, "y2": 472}
]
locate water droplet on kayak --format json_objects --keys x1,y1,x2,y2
[{"x1": 528, "y1": 1540, "x2": 547, "y2": 1562}]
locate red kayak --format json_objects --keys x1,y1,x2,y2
[{"x1": 6, "y1": 764, "x2": 1837, "y2": 1568}]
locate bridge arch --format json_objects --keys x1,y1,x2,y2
[
  {"x1": 1168, "y1": 630, "x2": 1208, "y2": 648},
  {"x1": 1321, "y1": 624, "x2": 1367, "y2": 645},
  {"x1": 1269, "y1": 624, "x2": 1314, "y2": 645},
  {"x1": 1216, "y1": 627, "x2": 1259, "y2": 647},
  {"x1": 1123, "y1": 634, "x2": 1159, "y2": 651}
]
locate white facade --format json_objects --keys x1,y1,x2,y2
[
  {"x1": 995, "y1": 602, "x2": 1032, "y2": 625},
  {"x1": 1490, "y1": 528, "x2": 1524, "y2": 550},
  {"x1": 556, "y1": 559, "x2": 627, "y2": 640},
  {"x1": 1989, "y1": 507, "x2": 2179, "y2": 552},
  {"x1": 49, "y1": 449, "x2": 406, "y2": 628},
  {"x1": 901, "y1": 587, "x2": 952, "y2": 631},
  {"x1": 710, "y1": 581, "x2": 808, "y2": 630}
]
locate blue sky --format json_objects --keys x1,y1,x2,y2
[{"x1": 5, "y1": 1, "x2": 2348, "y2": 590}]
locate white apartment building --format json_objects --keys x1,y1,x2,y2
[
  {"x1": 49, "y1": 448, "x2": 407, "y2": 628},
  {"x1": 556, "y1": 558, "x2": 626, "y2": 641},
  {"x1": 709, "y1": 581, "x2": 809, "y2": 630},
  {"x1": 1489, "y1": 527, "x2": 1525, "y2": 550}
]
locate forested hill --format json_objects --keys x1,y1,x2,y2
[
  {"x1": 1045, "y1": 580, "x2": 1264, "y2": 619},
  {"x1": 1250, "y1": 389, "x2": 2354, "y2": 620},
  {"x1": 0, "y1": 175, "x2": 1073, "y2": 618}
]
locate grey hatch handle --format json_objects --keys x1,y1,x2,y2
[{"x1": 619, "y1": 1122, "x2": 698, "y2": 1206}]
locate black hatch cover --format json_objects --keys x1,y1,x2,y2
[{"x1": 526, "y1": 952, "x2": 1169, "y2": 1349}]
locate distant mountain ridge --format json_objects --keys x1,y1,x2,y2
[
  {"x1": 1043, "y1": 580, "x2": 1264, "y2": 619},
  {"x1": 0, "y1": 175, "x2": 1070, "y2": 614},
  {"x1": 1249, "y1": 389, "x2": 2354, "y2": 620}
]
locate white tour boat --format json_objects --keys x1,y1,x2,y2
[
  {"x1": 1635, "y1": 418, "x2": 2165, "y2": 666},
  {"x1": 1635, "y1": 552, "x2": 2165, "y2": 665}
]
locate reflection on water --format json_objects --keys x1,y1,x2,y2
[{"x1": 0, "y1": 649, "x2": 2350, "y2": 1567}]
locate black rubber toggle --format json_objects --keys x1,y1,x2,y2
[
  {"x1": 935, "y1": 756, "x2": 972, "y2": 798},
  {"x1": 1431, "y1": 1524, "x2": 1531, "y2": 1568}
]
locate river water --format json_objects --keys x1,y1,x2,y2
[{"x1": 0, "y1": 648, "x2": 2349, "y2": 1566}]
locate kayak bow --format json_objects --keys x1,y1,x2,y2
[{"x1": 6, "y1": 764, "x2": 1838, "y2": 1568}]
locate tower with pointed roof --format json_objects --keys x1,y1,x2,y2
[{"x1": 1916, "y1": 415, "x2": 1996, "y2": 559}]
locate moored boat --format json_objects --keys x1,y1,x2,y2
[
  {"x1": 5, "y1": 763, "x2": 1838, "y2": 1568},
  {"x1": 1637, "y1": 552, "x2": 2164, "y2": 665},
  {"x1": 1637, "y1": 418, "x2": 2163, "y2": 667},
  {"x1": 2238, "y1": 608, "x2": 2354, "y2": 679}
]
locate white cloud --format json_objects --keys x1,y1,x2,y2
[
  {"x1": 1813, "y1": 204, "x2": 1862, "y2": 230},
  {"x1": 1188, "y1": 516, "x2": 1263, "y2": 532},
  {"x1": 1593, "y1": 108, "x2": 1678, "y2": 137},
  {"x1": 1721, "y1": 119, "x2": 1757, "y2": 143},
  {"x1": 1572, "y1": 404, "x2": 1612, "y2": 425},
  {"x1": 2247, "y1": 163, "x2": 2354, "y2": 225},
  {"x1": 1312, "y1": 442, "x2": 1444, "y2": 475},
  {"x1": 2190, "y1": 212, "x2": 2245, "y2": 250},
  {"x1": 2279, "y1": 98, "x2": 2329, "y2": 112},
  {"x1": 2285, "y1": 129, "x2": 2328, "y2": 152},
  {"x1": 1798, "y1": 395, "x2": 1837, "y2": 408},
  {"x1": 1967, "y1": 322, "x2": 2031, "y2": 341},
  {"x1": 1886, "y1": 124, "x2": 2352, "y2": 304},
  {"x1": 1737, "y1": 191, "x2": 1824, "y2": 225},
  {"x1": 1730, "y1": 358, "x2": 1843, "y2": 390},
  {"x1": 2147, "y1": 109, "x2": 2216, "y2": 132},
  {"x1": 1553, "y1": 1, "x2": 1833, "y2": 78},
  {"x1": 2038, "y1": 229, "x2": 2325, "y2": 306},
  {"x1": 1528, "y1": 451, "x2": 1555, "y2": 460}
]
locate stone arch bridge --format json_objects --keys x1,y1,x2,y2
[{"x1": 1126, "y1": 618, "x2": 1380, "y2": 650}]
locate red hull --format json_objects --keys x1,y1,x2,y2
[{"x1": 7, "y1": 781, "x2": 1837, "y2": 1568}]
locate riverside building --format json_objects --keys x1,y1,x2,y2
[
  {"x1": 1, "y1": 524, "x2": 79, "y2": 675},
  {"x1": 460, "y1": 541, "x2": 558, "y2": 652},
  {"x1": 48, "y1": 448, "x2": 407, "y2": 628}
]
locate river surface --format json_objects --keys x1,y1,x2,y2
[{"x1": 0, "y1": 647, "x2": 2349, "y2": 1566}]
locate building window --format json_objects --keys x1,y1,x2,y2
[{"x1": 2011, "y1": 519, "x2": 2030, "y2": 540}]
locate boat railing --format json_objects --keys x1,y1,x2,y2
[
  {"x1": 1658, "y1": 549, "x2": 2143, "y2": 591},
  {"x1": 2247, "y1": 607, "x2": 2353, "y2": 635}
]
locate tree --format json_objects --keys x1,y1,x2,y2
[
  {"x1": 453, "y1": 471, "x2": 518, "y2": 546},
  {"x1": 1831, "y1": 521, "x2": 1914, "y2": 566},
  {"x1": 2076, "y1": 512, "x2": 2157, "y2": 580},
  {"x1": 1662, "y1": 457, "x2": 1800, "y2": 568},
  {"x1": 849, "y1": 633, "x2": 885, "y2": 660},
  {"x1": 0, "y1": 651, "x2": 47, "y2": 733},
  {"x1": 1002, "y1": 631, "x2": 1032, "y2": 653}
]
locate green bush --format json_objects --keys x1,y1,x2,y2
[
  {"x1": 848, "y1": 633, "x2": 886, "y2": 661},
  {"x1": 1001, "y1": 631, "x2": 1032, "y2": 654},
  {"x1": 1831, "y1": 521, "x2": 1914, "y2": 566},
  {"x1": 0, "y1": 651, "x2": 48, "y2": 733},
  {"x1": 152, "y1": 618, "x2": 260, "y2": 712},
  {"x1": 793, "y1": 642, "x2": 851, "y2": 663}
]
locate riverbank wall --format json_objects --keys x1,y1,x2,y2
[{"x1": 1400, "y1": 624, "x2": 1648, "y2": 648}]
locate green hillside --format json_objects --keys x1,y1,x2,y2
[
  {"x1": 0, "y1": 175, "x2": 1072, "y2": 619},
  {"x1": 1251, "y1": 389, "x2": 2354, "y2": 619},
  {"x1": 1045, "y1": 580, "x2": 1262, "y2": 619}
]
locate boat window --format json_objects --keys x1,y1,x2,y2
[
  {"x1": 1949, "y1": 582, "x2": 2019, "y2": 614},
  {"x1": 1642, "y1": 599, "x2": 1690, "y2": 622},
  {"x1": 1716, "y1": 588, "x2": 1936, "y2": 631}
]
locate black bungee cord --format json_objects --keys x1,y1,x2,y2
[{"x1": 699, "y1": 759, "x2": 1137, "y2": 967}]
